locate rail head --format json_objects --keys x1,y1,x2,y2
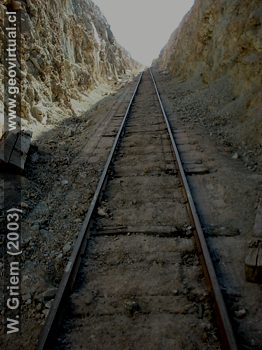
[
  {"x1": 37, "y1": 72, "x2": 143, "y2": 350},
  {"x1": 149, "y1": 68, "x2": 238, "y2": 350}
]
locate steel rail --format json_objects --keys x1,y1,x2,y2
[
  {"x1": 149, "y1": 68, "x2": 238, "y2": 350},
  {"x1": 37, "y1": 72, "x2": 143, "y2": 350}
]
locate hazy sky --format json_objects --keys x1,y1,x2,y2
[{"x1": 93, "y1": 0, "x2": 194, "y2": 66}]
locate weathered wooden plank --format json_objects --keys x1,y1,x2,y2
[
  {"x1": 9, "y1": 148, "x2": 27, "y2": 169},
  {"x1": 258, "y1": 247, "x2": 262, "y2": 268},
  {"x1": 0, "y1": 132, "x2": 19, "y2": 162},
  {"x1": 113, "y1": 114, "x2": 125, "y2": 118},
  {"x1": 184, "y1": 163, "x2": 209, "y2": 175},
  {"x1": 183, "y1": 160, "x2": 203, "y2": 165},
  {"x1": 96, "y1": 225, "x2": 186, "y2": 237},
  {"x1": 245, "y1": 240, "x2": 262, "y2": 283},
  {"x1": 14, "y1": 131, "x2": 32, "y2": 154},
  {"x1": 102, "y1": 134, "x2": 116, "y2": 138},
  {"x1": 204, "y1": 225, "x2": 240, "y2": 237},
  {"x1": 0, "y1": 130, "x2": 32, "y2": 169},
  {"x1": 254, "y1": 198, "x2": 262, "y2": 237}
]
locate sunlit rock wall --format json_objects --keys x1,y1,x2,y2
[
  {"x1": 156, "y1": 0, "x2": 262, "y2": 148},
  {"x1": 0, "y1": 0, "x2": 140, "y2": 130}
]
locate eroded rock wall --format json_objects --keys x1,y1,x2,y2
[
  {"x1": 156, "y1": 0, "x2": 262, "y2": 149},
  {"x1": 0, "y1": 0, "x2": 140, "y2": 129}
]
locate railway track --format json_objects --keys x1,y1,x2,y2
[{"x1": 38, "y1": 70, "x2": 238, "y2": 350}]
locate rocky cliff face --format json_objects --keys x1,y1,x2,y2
[
  {"x1": 156, "y1": 0, "x2": 262, "y2": 150},
  {"x1": 0, "y1": 0, "x2": 140, "y2": 130}
]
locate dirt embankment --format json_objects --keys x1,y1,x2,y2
[
  {"x1": 155, "y1": 0, "x2": 262, "y2": 170},
  {"x1": 0, "y1": 0, "x2": 141, "y2": 134}
]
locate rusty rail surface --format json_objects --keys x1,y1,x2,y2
[
  {"x1": 150, "y1": 68, "x2": 237, "y2": 350},
  {"x1": 37, "y1": 70, "x2": 238, "y2": 350},
  {"x1": 37, "y1": 73, "x2": 143, "y2": 350}
]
